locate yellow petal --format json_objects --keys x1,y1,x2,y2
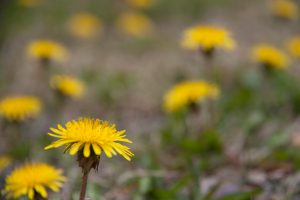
[
  {"x1": 48, "y1": 132, "x2": 63, "y2": 138},
  {"x1": 92, "y1": 143, "x2": 101, "y2": 155},
  {"x1": 28, "y1": 188, "x2": 34, "y2": 199},
  {"x1": 34, "y1": 185, "x2": 47, "y2": 198},
  {"x1": 69, "y1": 142, "x2": 83, "y2": 155},
  {"x1": 50, "y1": 128, "x2": 63, "y2": 135},
  {"x1": 83, "y1": 143, "x2": 90, "y2": 157},
  {"x1": 102, "y1": 146, "x2": 112, "y2": 158},
  {"x1": 49, "y1": 184, "x2": 59, "y2": 192}
]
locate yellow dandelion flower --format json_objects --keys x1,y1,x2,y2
[
  {"x1": 68, "y1": 13, "x2": 103, "y2": 39},
  {"x1": 50, "y1": 75, "x2": 85, "y2": 98},
  {"x1": 4, "y1": 162, "x2": 65, "y2": 200},
  {"x1": 287, "y1": 36, "x2": 300, "y2": 58},
  {"x1": 252, "y1": 44, "x2": 289, "y2": 69},
  {"x1": 0, "y1": 155, "x2": 12, "y2": 173},
  {"x1": 44, "y1": 118, "x2": 134, "y2": 161},
  {"x1": 127, "y1": 0, "x2": 154, "y2": 9},
  {"x1": 27, "y1": 40, "x2": 68, "y2": 63},
  {"x1": 19, "y1": 0, "x2": 41, "y2": 7},
  {"x1": 0, "y1": 96, "x2": 42, "y2": 121},
  {"x1": 164, "y1": 81, "x2": 219, "y2": 113},
  {"x1": 116, "y1": 11, "x2": 153, "y2": 37},
  {"x1": 271, "y1": 0, "x2": 299, "y2": 20},
  {"x1": 182, "y1": 25, "x2": 236, "y2": 53}
]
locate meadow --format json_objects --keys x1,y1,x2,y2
[{"x1": 0, "y1": 0, "x2": 300, "y2": 199}]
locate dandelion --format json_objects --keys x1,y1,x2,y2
[
  {"x1": 45, "y1": 118, "x2": 133, "y2": 160},
  {"x1": 27, "y1": 40, "x2": 68, "y2": 64},
  {"x1": 3, "y1": 162, "x2": 65, "y2": 200},
  {"x1": 116, "y1": 11, "x2": 153, "y2": 37},
  {"x1": 252, "y1": 44, "x2": 289, "y2": 70},
  {"x1": 0, "y1": 96, "x2": 42, "y2": 122},
  {"x1": 0, "y1": 155, "x2": 11, "y2": 173},
  {"x1": 50, "y1": 75, "x2": 85, "y2": 98},
  {"x1": 126, "y1": 0, "x2": 154, "y2": 9},
  {"x1": 271, "y1": 0, "x2": 298, "y2": 20},
  {"x1": 44, "y1": 117, "x2": 133, "y2": 200},
  {"x1": 68, "y1": 13, "x2": 103, "y2": 39},
  {"x1": 164, "y1": 80, "x2": 219, "y2": 113},
  {"x1": 287, "y1": 36, "x2": 300, "y2": 58},
  {"x1": 181, "y1": 25, "x2": 235, "y2": 56}
]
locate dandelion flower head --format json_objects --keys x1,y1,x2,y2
[
  {"x1": 271, "y1": 0, "x2": 299, "y2": 20},
  {"x1": 182, "y1": 25, "x2": 236, "y2": 52},
  {"x1": 116, "y1": 11, "x2": 153, "y2": 37},
  {"x1": 164, "y1": 80, "x2": 220, "y2": 113},
  {"x1": 45, "y1": 118, "x2": 134, "y2": 161},
  {"x1": 50, "y1": 75, "x2": 85, "y2": 98},
  {"x1": 0, "y1": 96, "x2": 42, "y2": 121},
  {"x1": 287, "y1": 36, "x2": 300, "y2": 58},
  {"x1": 252, "y1": 44, "x2": 289, "y2": 69},
  {"x1": 68, "y1": 13, "x2": 103, "y2": 39},
  {"x1": 4, "y1": 162, "x2": 65, "y2": 200},
  {"x1": 28, "y1": 40, "x2": 68, "y2": 63}
]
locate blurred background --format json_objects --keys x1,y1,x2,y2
[{"x1": 1, "y1": 0, "x2": 300, "y2": 199}]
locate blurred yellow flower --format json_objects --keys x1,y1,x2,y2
[
  {"x1": 287, "y1": 36, "x2": 300, "y2": 58},
  {"x1": 0, "y1": 155, "x2": 11, "y2": 173},
  {"x1": 0, "y1": 96, "x2": 42, "y2": 121},
  {"x1": 116, "y1": 12, "x2": 153, "y2": 37},
  {"x1": 252, "y1": 44, "x2": 289, "y2": 69},
  {"x1": 127, "y1": 0, "x2": 154, "y2": 9},
  {"x1": 19, "y1": 0, "x2": 41, "y2": 7},
  {"x1": 4, "y1": 162, "x2": 65, "y2": 200},
  {"x1": 50, "y1": 75, "x2": 85, "y2": 98},
  {"x1": 68, "y1": 13, "x2": 103, "y2": 39},
  {"x1": 45, "y1": 117, "x2": 134, "y2": 161},
  {"x1": 164, "y1": 81, "x2": 219, "y2": 113},
  {"x1": 271, "y1": 0, "x2": 299, "y2": 20},
  {"x1": 27, "y1": 40, "x2": 68, "y2": 63},
  {"x1": 182, "y1": 25, "x2": 236, "y2": 53}
]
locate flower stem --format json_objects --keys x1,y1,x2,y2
[
  {"x1": 203, "y1": 55, "x2": 217, "y2": 130},
  {"x1": 79, "y1": 171, "x2": 89, "y2": 200},
  {"x1": 77, "y1": 150, "x2": 100, "y2": 200}
]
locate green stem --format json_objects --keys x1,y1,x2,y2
[{"x1": 188, "y1": 157, "x2": 202, "y2": 200}]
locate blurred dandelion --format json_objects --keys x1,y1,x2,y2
[
  {"x1": 0, "y1": 155, "x2": 11, "y2": 173},
  {"x1": 126, "y1": 0, "x2": 154, "y2": 9},
  {"x1": 287, "y1": 36, "x2": 300, "y2": 58},
  {"x1": 163, "y1": 80, "x2": 219, "y2": 113},
  {"x1": 3, "y1": 162, "x2": 65, "y2": 200},
  {"x1": 68, "y1": 13, "x2": 103, "y2": 39},
  {"x1": 181, "y1": 25, "x2": 235, "y2": 57},
  {"x1": 271, "y1": 0, "x2": 299, "y2": 20},
  {"x1": 116, "y1": 11, "x2": 154, "y2": 37},
  {"x1": 252, "y1": 44, "x2": 289, "y2": 70},
  {"x1": 27, "y1": 40, "x2": 68, "y2": 65},
  {"x1": 44, "y1": 117, "x2": 133, "y2": 200},
  {"x1": 181, "y1": 25, "x2": 235, "y2": 81},
  {"x1": 50, "y1": 75, "x2": 85, "y2": 99},
  {"x1": 0, "y1": 96, "x2": 42, "y2": 122}
]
